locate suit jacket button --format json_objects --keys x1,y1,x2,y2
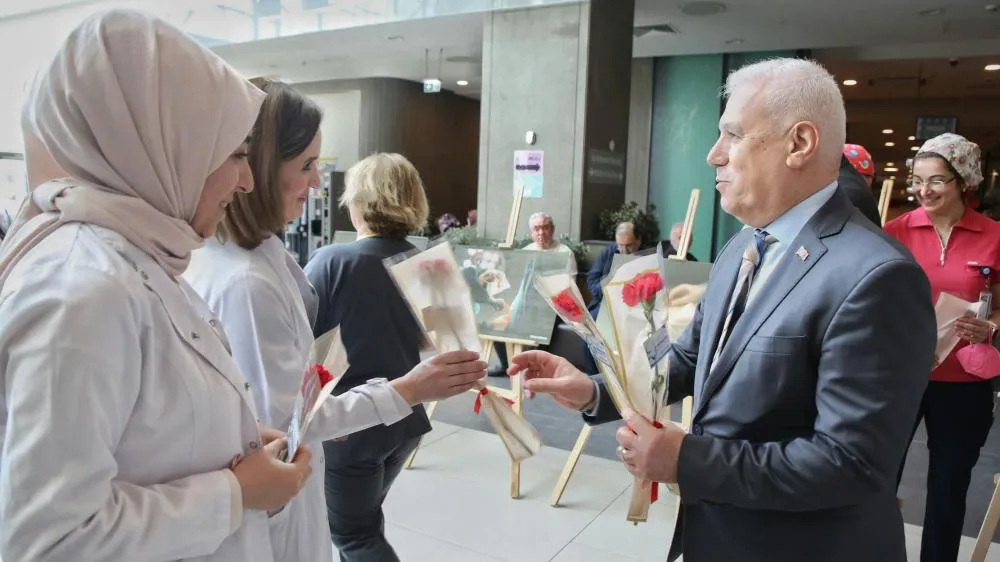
[{"x1": 691, "y1": 424, "x2": 703, "y2": 436}]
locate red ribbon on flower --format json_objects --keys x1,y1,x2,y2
[
  {"x1": 473, "y1": 387, "x2": 514, "y2": 414},
  {"x1": 314, "y1": 364, "x2": 334, "y2": 387},
  {"x1": 552, "y1": 289, "x2": 584, "y2": 322},
  {"x1": 650, "y1": 420, "x2": 664, "y2": 503}
]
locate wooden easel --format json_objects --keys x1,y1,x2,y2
[
  {"x1": 877, "y1": 178, "x2": 893, "y2": 226},
  {"x1": 971, "y1": 473, "x2": 1000, "y2": 561},
  {"x1": 551, "y1": 188, "x2": 700, "y2": 507},
  {"x1": 668, "y1": 189, "x2": 700, "y2": 261},
  {"x1": 403, "y1": 182, "x2": 538, "y2": 499}
]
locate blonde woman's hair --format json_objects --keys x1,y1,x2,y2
[{"x1": 340, "y1": 153, "x2": 429, "y2": 238}]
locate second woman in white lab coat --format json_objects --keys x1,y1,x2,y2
[
  {"x1": 184, "y1": 78, "x2": 487, "y2": 562},
  {"x1": 0, "y1": 11, "x2": 313, "y2": 562}
]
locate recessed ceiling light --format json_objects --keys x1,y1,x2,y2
[
  {"x1": 986, "y1": 64, "x2": 1000, "y2": 72},
  {"x1": 882, "y1": 129, "x2": 893, "y2": 134},
  {"x1": 457, "y1": 80, "x2": 469, "y2": 86},
  {"x1": 886, "y1": 162, "x2": 895, "y2": 166},
  {"x1": 890, "y1": 176, "x2": 897, "y2": 180},
  {"x1": 885, "y1": 142, "x2": 895, "y2": 147},
  {"x1": 918, "y1": 7, "x2": 945, "y2": 16},
  {"x1": 842, "y1": 79, "x2": 857, "y2": 86},
  {"x1": 908, "y1": 135, "x2": 916, "y2": 140},
  {"x1": 911, "y1": 146, "x2": 920, "y2": 151},
  {"x1": 885, "y1": 167, "x2": 899, "y2": 172},
  {"x1": 680, "y1": 1, "x2": 727, "y2": 16}
]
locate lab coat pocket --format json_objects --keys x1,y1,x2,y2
[{"x1": 266, "y1": 500, "x2": 294, "y2": 558}]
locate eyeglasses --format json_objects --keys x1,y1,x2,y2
[{"x1": 907, "y1": 177, "x2": 957, "y2": 193}]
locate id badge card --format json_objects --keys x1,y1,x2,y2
[{"x1": 979, "y1": 290, "x2": 993, "y2": 321}]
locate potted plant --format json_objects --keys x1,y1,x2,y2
[{"x1": 598, "y1": 201, "x2": 661, "y2": 248}]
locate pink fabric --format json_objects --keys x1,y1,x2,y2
[
  {"x1": 0, "y1": 9, "x2": 265, "y2": 285},
  {"x1": 956, "y1": 343, "x2": 1000, "y2": 380}
]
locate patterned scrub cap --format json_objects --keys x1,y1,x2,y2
[
  {"x1": 916, "y1": 133, "x2": 984, "y2": 188},
  {"x1": 843, "y1": 144, "x2": 874, "y2": 178}
]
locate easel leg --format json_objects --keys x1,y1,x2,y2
[
  {"x1": 971, "y1": 473, "x2": 1000, "y2": 562},
  {"x1": 550, "y1": 423, "x2": 594, "y2": 506},
  {"x1": 509, "y1": 342, "x2": 524, "y2": 499},
  {"x1": 403, "y1": 400, "x2": 439, "y2": 469}
]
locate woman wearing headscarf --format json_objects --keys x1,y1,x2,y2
[
  {"x1": 840, "y1": 143, "x2": 881, "y2": 226},
  {"x1": 885, "y1": 133, "x2": 1000, "y2": 562},
  {"x1": 184, "y1": 79, "x2": 486, "y2": 562},
  {"x1": 0, "y1": 10, "x2": 312, "y2": 562}
]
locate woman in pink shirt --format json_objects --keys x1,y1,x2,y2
[{"x1": 885, "y1": 133, "x2": 999, "y2": 562}]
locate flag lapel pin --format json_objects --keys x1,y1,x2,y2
[{"x1": 795, "y1": 246, "x2": 809, "y2": 261}]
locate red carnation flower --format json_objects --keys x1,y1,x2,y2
[
  {"x1": 623, "y1": 272, "x2": 663, "y2": 307},
  {"x1": 315, "y1": 364, "x2": 334, "y2": 387},
  {"x1": 552, "y1": 289, "x2": 584, "y2": 322}
]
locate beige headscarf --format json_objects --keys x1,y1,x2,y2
[{"x1": 0, "y1": 9, "x2": 265, "y2": 285}]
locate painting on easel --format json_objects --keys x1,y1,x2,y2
[{"x1": 455, "y1": 245, "x2": 571, "y2": 346}]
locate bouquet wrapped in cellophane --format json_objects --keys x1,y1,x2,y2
[
  {"x1": 384, "y1": 241, "x2": 542, "y2": 462},
  {"x1": 532, "y1": 271, "x2": 628, "y2": 412},
  {"x1": 284, "y1": 326, "x2": 350, "y2": 462},
  {"x1": 602, "y1": 253, "x2": 677, "y2": 523}
]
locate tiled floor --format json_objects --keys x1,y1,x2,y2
[
  {"x1": 383, "y1": 395, "x2": 1000, "y2": 562},
  {"x1": 435, "y1": 372, "x2": 1000, "y2": 542}
]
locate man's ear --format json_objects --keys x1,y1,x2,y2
[{"x1": 785, "y1": 121, "x2": 820, "y2": 170}]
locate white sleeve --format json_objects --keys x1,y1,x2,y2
[
  {"x1": 306, "y1": 379, "x2": 413, "y2": 442},
  {"x1": 211, "y1": 273, "x2": 412, "y2": 439},
  {"x1": 210, "y1": 272, "x2": 302, "y2": 428},
  {"x1": 0, "y1": 268, "x2": 236, "y2": 562}
]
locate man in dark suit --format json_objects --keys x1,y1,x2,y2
[
  {"x1": 585, "y1": 221, "x2": 641, "y2": 316},
  {"x1": 508, "y1": 58, "x2": 934, "y2": 562},
  {"x1": 661, "y1": 222, "x2": 698, "y2": 261}
]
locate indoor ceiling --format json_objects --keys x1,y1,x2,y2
[
  {"x1": 633, "y1": 0, "x2": 1000, "y2": 58},
  {"x1": 213, "y1": 0, "x2": 1000, "y2": 96},
  {"x1": 815, "y1": 55, "x2": 1000, "y2": 193}
]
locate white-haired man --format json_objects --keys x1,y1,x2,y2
[
  {"x1": 522, "y1": 211, "x2": 577, "y2": 274},
  {"x1": 507, "y1": 58, "x2": 934, "y2": 561}
]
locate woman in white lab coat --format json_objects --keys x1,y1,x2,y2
[
  {"x1": 184, "y1": 78, "x2": 487, "y2": 562},
  {"x1": 0, "y1": 11, "x2": 313, "y2": 562}
]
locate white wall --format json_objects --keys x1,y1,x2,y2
[
  {"x1": 0, "y1": 0, "x2": 255, "y2": 153},
  {"x1": 309, "y1": 91, "x2": 362, "y2": 171}
]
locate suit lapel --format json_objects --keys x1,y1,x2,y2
[{"x1": 694, "y1": 190, "x2": 852, "y2": 419}]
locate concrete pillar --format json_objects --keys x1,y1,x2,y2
[{"x1": 477, "y1": 0, "x2": 635, "y2": 242}]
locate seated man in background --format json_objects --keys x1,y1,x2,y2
[
  {"x1": 661, "y1": 222, "x2": 698, "y2": 261},
  {"x1": 522, "y1": 211, "x2": 577, "y2": 274},
  {"x1": 586, "y1": 222, "x2": 641, "y2": 317}
]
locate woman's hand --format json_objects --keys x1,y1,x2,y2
[
  {"x1": 258, "y1": 425, "x2": 285, "y2": 445},
  {"x1": 232, "y1": 438, "x2": 312, "y2": 512},
  {"x1": 392, "y1": 350, "x2": 488, "y2": 405},
  {"x1": 668, "y1": 283, "x2": 707, "y2": 307},
  {"x1": 955, "y1": 316, "x2": 996, "y2": 344}
]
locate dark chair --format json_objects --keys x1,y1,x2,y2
[{"x1": 546, "y1": 323, "x2": 590, "y2": 373}]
